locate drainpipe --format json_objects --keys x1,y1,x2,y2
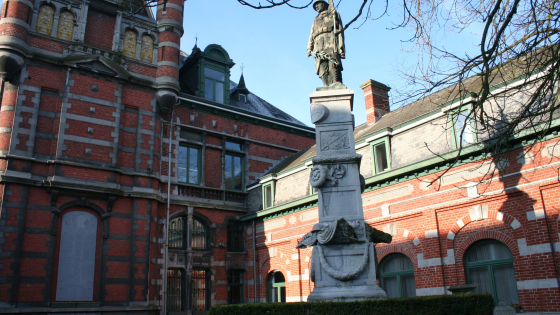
[
  {"x1": 163, "y1": 108, "x2": 175, "y2": 315},
  {"x1": 253, "y1": 220, "x2": 258, "y2": 303}
]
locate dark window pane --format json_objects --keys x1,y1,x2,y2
[
  {"x1": 192, "y1": 270, "x2": 208, "y2": 310},
  {"x1": 204, "y1": 67, "x2": 225, "y2": 81},
  {"x1": 381, "y1": 254, "x2": 414, "y2": 273},
  {"x1": 225, "y1": 141, "x2": 242, "y2": 151},
  {"x1": 467, "y1": 240, "x2": 513, "y2": 263},
  {"x1": 265, "y1": 185, "x2": 272, "y2": 208},
  {"x1": 56, "y1": 211, "x2": 97, "y2": 301},
  {"x1": 167, "y1": 269, "x2": 183, "y2": 311},
  {"x1": 180, "y1": 129, "x2": 201, "y2": 141},
  {"x1": 192, "y1": 219, "x2": 207, "y2": 250},
  {"x1": 374, "y1": 143, "x2": 388, "y2": 173},
  {"x1": 178, "y1": 146, "x2": 188, "y2": 182},
  {"x1": 469, "y1": 266, "x2": 492, "y2": 295},
  {"x1": 233, "y1": 156, "x2": 242, "y2": 190},
  {"x1": 189, "y1": 147, "x2": 199, "y2": 184},
  {"x1": 215, "y1": 82, "x2": 224, "y2": 103},
  {"x1": 383, "y1": 276, "x2": 399, "y2": 298},
  {"x1": 205, "y1": 79, "x2": 213, "y2": 101},
  {"x1": 224, "y1": 155, "x2": 233, "y2": 188},
  {"x1": 401, "y1": 274, "x2": 416, "y2": 297},
  {"x1": 169, "y1": 217, "x2": 184, "y2": 249},
  {"x1": 227, "y1": 221, "x2": 244, "y2": 252},
  {"x1": 228, "y1": 270, "x2": 243, "y2": 304},
  {"x1": 493, "y1": 264, "x2": 520, "y2": 305}
]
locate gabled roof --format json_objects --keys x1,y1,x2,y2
[{"x1": 261, "y1": 44, "x2": 558, "y2": 177}]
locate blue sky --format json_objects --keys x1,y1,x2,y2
[
  {"x1": 180, "y1": 0, "x2": 482, "y2": 127},
  {"x1": 4, "y1": 0, "x2": 482, "y2": 127}
]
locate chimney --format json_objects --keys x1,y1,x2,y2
[{"x1": 360, "y1": 79, "x2": 391, "y2": 124}]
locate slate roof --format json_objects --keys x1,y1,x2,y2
[
  {"x1": 228, "y1": 80, "x2": 307, "y2": 126},
  {"x1": 261, "y1": 45, "x2": 558, "y2": 176}
]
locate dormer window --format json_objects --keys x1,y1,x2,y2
[
  {"x1": 239, "y1": 94, "x2": 246, "y2": 103},
  {"x1": 204, "y1": 67, "x2": 225, "y2": 103}
]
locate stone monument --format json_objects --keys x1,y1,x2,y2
[{"x1": 299, "y1": 0, "x2": 391, "y2": 302}]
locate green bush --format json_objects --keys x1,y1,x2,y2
[{"x1": 209, "y1": 294, "x2": 494, "y2": 315}]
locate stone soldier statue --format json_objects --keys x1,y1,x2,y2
[{"x1": 307, "y1": 0, "x2": 345, "y2": 87}]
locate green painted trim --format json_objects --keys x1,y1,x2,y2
[
  {"x1": 242, "y1": 116, "x2": 560, "y2": 224},
  {"x1": 370, "y1": 136, "x2": 391, "y2": 175},
  {"x1": 241, "y1": 194, "x2": 318, "y2": 222},
  {"x1": 177, "y1": 95, "x2": 315, "y2": 139},
  {"x1": 355, "y1": 127, "x2": 393, "y2": 146}
]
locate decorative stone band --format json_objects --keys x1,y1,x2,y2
[
  {"x1": 312, "y1": 153, "x2": 362, "y2": 165},
  {"x1": 317, "y1": 243, "x2": 369, "y2": 281}
]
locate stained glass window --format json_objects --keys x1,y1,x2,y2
[
  {"x1": 123, "y1": 30, "x2": 137, "y2": 58},
  {"x1": 57, "y1": 11, "x2": 74, "y2": 41},
  {"x1": 36, "y1": 5, "x2": 55, "y2": 36},
  {"x1": 140, "y1": 35, "x2": 154, "y2": 63}
]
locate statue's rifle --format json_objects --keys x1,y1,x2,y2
[{"x1": 329, "y1": 0, "x2": 339, "y2": 58}]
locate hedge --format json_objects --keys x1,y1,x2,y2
[{"x1": 208, "y1": 294, "x2": 494, "y2": 315}]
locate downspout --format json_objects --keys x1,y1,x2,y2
[
  {"x1": 253, "y1": 219, "x2": 258, "y2": 303},
  {"x1": 163, "y1": 108, "x2": 175, "y2": 315}
]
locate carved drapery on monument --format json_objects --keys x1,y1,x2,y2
[{"x1": 298, "y1": 87, "x2": 391, "y2": 301}]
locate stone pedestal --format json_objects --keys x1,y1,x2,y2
[{"x1": 306, "y1": 88, "x2": 387, "y2": 302}]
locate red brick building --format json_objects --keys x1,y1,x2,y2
[
  {"x1": 241, "y1": 75, "x2": 560, "y2": 314},
  {"x1": 0, "y1": 0, "x2": 315, "y2": 314}
]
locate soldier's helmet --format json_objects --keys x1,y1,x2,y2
[{"x1": 313, "y1": 0, "x2": 328, "y2": 11}]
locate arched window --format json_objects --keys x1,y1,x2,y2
[
  {"x1": 380, "y1": 253, "x2": 416, "y2": 298},
  {"x1": 227, "y1": 221, "x2": 244, "y2": 252},
  {"x1": 169, "y1": 217, "x2": 185, "y2": 249},
  {"x1": 56, "y1": 211, "x2": 98, "y2": 301},
  {"x1": 36, "y1": 5, "x2": 55, "y2": 35},
  {"x1": 168, "y1": 217, "x2": 209, "y2": 250},
  {"x1": 140, "y1": 35, "x2": 154, "y2": 63},
  {"x1": 122, "y1": 30, "x2": 137, "y2": 58},
  {"x1": 267, "y1": 271, "x2": 286, "y2": 303},
  {"x1": 191, "y1": 218, "x2": 208, "y2": 250},
  {"x1": 465, "y1": 240, "x2": 519, "y2": 305},
  {"x1": 57, "y1": 11, "x2": 74, "y2": 40}
]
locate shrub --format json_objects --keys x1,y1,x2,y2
[{"x1": 209, "y1": 294, "x2": 494, "y2": 315}]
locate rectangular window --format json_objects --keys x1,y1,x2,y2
[
  {"x1": 180, "y1": 129, "x2": 202, "y2": 142},
  {"x1": 225, "y1": 153, "x2": 243, "y2": 190},
  {"x1": 373, "y1": 142, "x2": 389, "y2": 174},
  {"x1": 225, "y1": 141, "x2": 243, "y2": 151},
  {"x1": 228, "y1": 270, "x2": 244, "y2": 304},
  {"x1": 263, "y1": 183, "x2": 274, "y2": 209},
  {"x1": 239, "y1": 94, "x2": 246, "y2": 103},
  {"x1": 453, "y1": 110, "x2": 475, "y2": 148},
  {"x1": 178, "y1": 145, "x2": 200, "y2": 185},
  {"x1": 308, "y1": 166, "x2": 317, "y2": 195},
  {"x1": 192, "y1": 270, "x2": 209, "y2": 310},
  {"x1": 167, "y1": 269, "x2": 184, "y2": 311},
  {"x1": 204, "y1": 67, "x2": 225, "y2": 103}
]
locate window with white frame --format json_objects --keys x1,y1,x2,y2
[
  {"x1": 452, "y1": 109, "x2": 476, "y2": 148},
  {"x1": 262, "y1": 182, "x2": 274, "y2": 209},
  {"x1": 371, "y1": 140, "x2": 390, "y2": 174}
]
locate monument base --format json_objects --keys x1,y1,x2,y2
[
  {"x1": 308, "y1": 284, "x2": 387, "y2": 302},
  {"x1": 307, "y1": 243, "x2": 387, "y2": 302}
]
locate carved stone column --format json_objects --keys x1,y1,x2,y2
[{"x1": 305, "y1": 88, "x2": 387, "y2": 302}]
